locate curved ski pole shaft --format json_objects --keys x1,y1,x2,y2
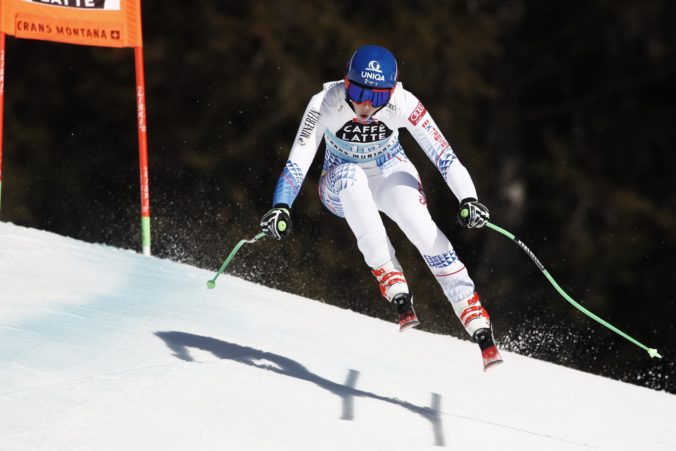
[
  {"x1": 207, "y1": 232, "x2": 267, "y2": 289},
  {"x1": 484, "y1": 221, "x2": 661, "y2": 359}
]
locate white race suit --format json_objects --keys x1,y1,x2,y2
[{"x1": 271, "y1": 80, "x2": 490, "y2": 336}]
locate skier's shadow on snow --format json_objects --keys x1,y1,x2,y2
[{"x1": 156, "y1": 331, "x2": 445, "y2": 447}]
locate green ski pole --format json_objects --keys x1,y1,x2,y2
[
  {"x1": 461, "y1": 210, "x2": 661, "y2": 358},
  {"x1": 207, "y1": 231, "x2": 267, "y2": 289}
]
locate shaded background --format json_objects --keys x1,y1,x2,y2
[{"x1": 3, "y1": 0, "x2": 675, "y2": 391}]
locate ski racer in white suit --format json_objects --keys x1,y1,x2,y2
[{"x1": 261, "y1": 45, "x2": 502, "y2": 370}]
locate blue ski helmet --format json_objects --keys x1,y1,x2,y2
[{"x1": 346, "y1": 45, "x2": 398, "y2": 88}]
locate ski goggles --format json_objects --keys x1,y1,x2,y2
[{"x1": 345, "y1": 79, "x2": 394, "y2": 108}]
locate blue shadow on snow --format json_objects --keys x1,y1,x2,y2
[{"x1": 155, "y1": 331, "x2": 445, "y2": 447}]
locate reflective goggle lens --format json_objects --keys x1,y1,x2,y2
[{"x1": 346, "y1": 82, "x2": 392, "y2": 108}]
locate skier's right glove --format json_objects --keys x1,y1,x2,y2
[
  {"x1": 260, "y1": 205, "x2": 292, "y2": 240},
  {"x1": 457, "y1": 198, "x2": 490, "y2": 229}
]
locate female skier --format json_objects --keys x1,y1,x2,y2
[{"x1": 260, "y1": 45, "x2": 502, "y2": 370}]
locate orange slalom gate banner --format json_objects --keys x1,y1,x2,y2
[
  {"x1": 0, "y1": 0, "x2": 142, "y2": 48},
  {"x1": 0, "y1": 0, "x2": 151, "y2": 254}
]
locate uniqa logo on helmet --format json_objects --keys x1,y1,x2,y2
[
  {"x1": 347, "y1": 45, "x2": 398, "y2": 88},
  {"x1": 361, "y1": 60, "x2": 385, "y2": 82}
]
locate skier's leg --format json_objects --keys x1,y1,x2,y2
[
  {"x1": 319, "y1": 163, "x2": 419, "y2": 331},
  {"x1": 319, "y1": 163, "x2": 408, "y2": 298},
  {"x1": 319, "y1": 163, "x2": 392, "y2": 267},
  {"x1": 374, "y1": 163, "x2": 491, "y2": 337}
]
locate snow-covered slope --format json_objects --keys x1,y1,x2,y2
[{"x1": 1, "y1": 221, "x2": 674, "y2": 450}]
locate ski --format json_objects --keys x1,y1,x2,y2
[
  {"x1": 399, "y1": 311, "x2": 421, "y2": 332},
  {"x1": 481, "y1": 345, "x2": 503, "y2": 371},
  {"x1": 393, "y1": 293, "x2": 420, "y2": 332},
  {"x1": 474, "y1": 327, "x2": 503, "y2": 371}
]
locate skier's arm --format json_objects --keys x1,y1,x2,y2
[
  {"x1": 272, "y1": 91, "x2": 327, "y2": 208},
  {"x1": 400, "y1": 91, "x2": 478, "y2": 203}
]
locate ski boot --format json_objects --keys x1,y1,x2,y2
[
  {"x1": 473, "y1": 327, "x2": 503, "y2": 371},
  {"x1": 373, "y1": 259, "x2": 420, "y2": 332},
  {"x1": 456, "y1": 292, "x2": 502, "y2": 370}
]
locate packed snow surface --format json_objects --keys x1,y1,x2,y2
[{"x1": 1, "y1": 221, "x2": 674, "y2": 450}]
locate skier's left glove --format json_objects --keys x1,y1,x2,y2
[
  {"x1": 457, "y1": 198, "x2": 490, "y2": 229},
  {"x1": 260, "y1": 204, "x2": 292, "y2": 240}
]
